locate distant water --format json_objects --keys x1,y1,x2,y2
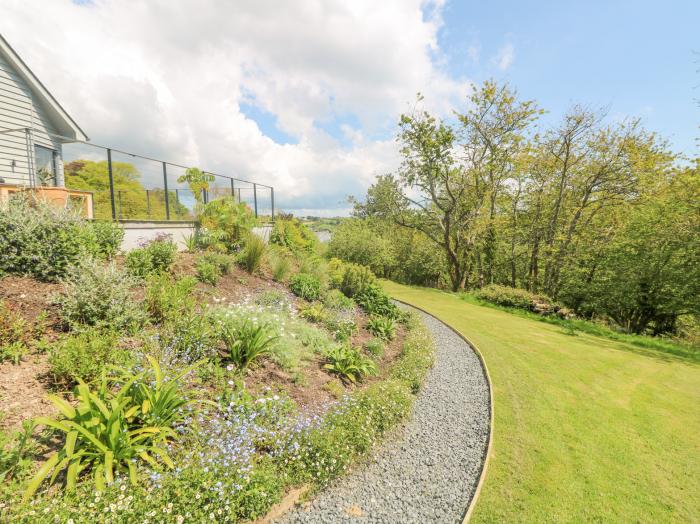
[{"x1": 314, "y1": 230, "x2": 331, "y2": 243}]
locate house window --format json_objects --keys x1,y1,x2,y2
[{"x1": 34, "y1": 145, "x2": 57, "y2": 186}]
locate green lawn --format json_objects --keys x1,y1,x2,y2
[{"x1": 383, "y1": 281, "x2": 700, "y2": 523}]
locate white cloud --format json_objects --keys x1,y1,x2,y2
[
  {"x1": 0, "y1": 0, "x2": 470, "y2": 212},
  {"x1": 494, "y1": 42, "x2": 515, "y2": 71}
]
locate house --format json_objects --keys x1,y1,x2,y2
[{"x1": 0, "y1": 33, "x2": 88, "y2": 188}]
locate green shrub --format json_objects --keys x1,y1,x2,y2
[
  {"x1": 144, "y1": 274, "x2": 197, "y2": 324},
  {"x1": 390, "y1": 324, "x2": 435, "y2": 393},
  {"x1": 195, "y1": 257, "x2": 220, "y2": 285},
  {"x1": 269, "y1": 217, "x2": 318, "y2": 253},
  {"x1": 366, "y1": 316, "x2": 397, "y2": 341},
  {"x1": 340, "y1": 263, "x2": 376, "y2": 298},
  {"x1": 48, "y1": 329, "x2": 132, "y2": 385},
  {"x1": 198, "y1": 198, "x2": 258, "y2": 252},
  {"x1": 57, "y1": 259, "x2": 144, "y2": 332},
  {"x1": 125, "y1": 236, "x2": 177, "y2": 278},
  {"x1": 200, "y1": 252, "x2": 233, "y2": 275},
  {"x1": 475, "y1": 284, "x2": 563, "y2": 316},
  {"x1": 25, "y1": 358, "x2": 191, "y2": 500},
  {"x1": 326, "y1": 317, "x2": 357, "y2": 342},
  {"x1": 355, "y1": 283, "x2": 404, "y2": 320},
  {"x1": 220, "y1": 319, "x2": 279, "y2": 370},
  {"x1": 289, "y1": 273, "x2": 323, "y2": 301},
  {"x1": 239, "y1": 234, "x2": 266, "y2": 274},
  {"x1": 0, "y1": 196, "x2": 90, "y2": 281},
  {"x1": 297, "y1": 253, "x2": 328, "y2": 284},
  {"x1": 327, "y1": 258, "x2": 347, "y2": 289},
  {"x1": 323, "y1": 345, "x2": 378, "y2": 383},
  {"x1": 83, "y1": 220, "x2": 124, "y2": 259},
  {"x1": 365, "y1": 338, "x2": 385, "y2": 358},
  {"x1": 327, "y1": 218, "x2": 395, "y2": 276}
]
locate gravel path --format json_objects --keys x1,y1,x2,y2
[{"x1": 277, "y1": 305, "x2": 491, "y2": 524}]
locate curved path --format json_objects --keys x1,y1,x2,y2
[{"x1": 278, "y1": 306, "x2": 491, "y2": 524}]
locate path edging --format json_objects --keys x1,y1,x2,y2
[{"x1": 393, "y1": 298, "x2": 495, "y2": 523}]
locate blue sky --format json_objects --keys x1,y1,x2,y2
[{"x1": 436, "y1": 0, "x2": 699, "y2": 153}]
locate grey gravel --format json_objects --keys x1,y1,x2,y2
[{"x1": 277, "y1": 305, "x2": 491, "y2": 524}]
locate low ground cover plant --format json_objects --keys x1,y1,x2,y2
[{"x1": 0, "y1": 301, "x2": 28, "y2": 364}]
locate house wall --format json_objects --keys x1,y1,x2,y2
[{"x1": 0, "y1": 52, "x2": 64, "y2": 187}]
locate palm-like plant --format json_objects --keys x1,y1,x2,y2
[
  {"x1": 323, "y1": 345, "x2": 378, "y2": 384},
  {"x1": 220, "y1": 319, "x2": 278, "y2": 370},
  {"x1": 366, "y1": 316, "x2": 397, "y2": 341},
  {"x1": 23, "y1": 359, "x2": 200, "y2": 500}
]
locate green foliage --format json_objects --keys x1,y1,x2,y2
[
  {"x1": 323, "y1": 345, "x2": 378, "y2": 383},
  {"x1": 198, "y1": 197, "x2": 257, "y2": 252},
  {"x1": 238, "y1": 234, "x2": 266, "y2": 274},
  {"x1": 364, "y1": 338, "x2": 385, "y2": 358},
  {"x1": 327, "y1": 258, "x2": 347, "y2": 288},
  {"x1": 220, "y1": 319, "x2": 279, "y2": 370},
  {"x1": 269, "y1": 249, "x2": 292, "y2": 282},
  {"x1": 0, "y1": 421, "x2": 37, "y2": 482},
  {"x1": 177, "y1": 167, "x2": 214, "y2": 208},
  {"x1": 200, "y1": 252, "x2": 233, "y2": 275},
  {"x1": 57, "y1": 259, "x2": 145, "y2": 332},
  {"x1": 158, "y1": 311, "x2": 217, "y2": 365},
  {"x1": 125, "y1": 237, "x2": 177, "y2": 278},
  {"x1": 82, "y1": 221, "x2": 124, "y2": 260},
  {"x1": 269, "y1": 217, "x2": 318, "y2": 253},
  {"x1": 355, "y1": 283, "x2": 404, "y2": 320},
  {"x1": 340, "y1": 263, "x2": 376, "y2": 298},
  {"x1": 389, "y1": 322, "x2": 435, "y2": 393},
  {"x1": 144, "y1": 274, "x2": 198, "y2": 324},
  {"x1": 195, "y1": 257, "x2": 220, "y2": 285},
  {"x1": 475, "y1": 284, "x2": 566, "y2": 317},
  {"x1": 289, "y1": 273, "x2": 323, "y2": 301},
  {"x1": 65, "y1": 160, "x2": 190, "y2": 220},
  {"x1": 366, "y1": 316, "x2": 397, "y2": 341},
  {"x1": 327, "y1": 219, "x2": 395, "y2": 276},
  {"x1": 299, "y1": 302, "x2": 329, "y2": 324},
  {"x1": 0, "y1": 196, "x2": 95, "y2": 281},
  {"x1": 48, "y1": 329, "x2": 133, "y2": 385},
  {"x1": 254, "y1": 290, "x2": 290, "y2": 310},
  {"x1": 322, "y1": 289, "x2": 355, "y2": 312},
  {"x1": 25, "y1": 359, "x2": 187, "y2": 500},
  {"x1": 0, "y1": 342, "x2": 28, "y2": 365},
  {"x1": 0, "y1": 300, "x2": 27, "y2": 352}
]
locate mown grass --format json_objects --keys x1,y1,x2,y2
[
  {"x1": 383, "y1": 280, "x2": 700, "y2": 523},
  {"x1": 458, "y1": 292, "x2": 700, "y2": 362}
]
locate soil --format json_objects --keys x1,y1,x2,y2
[{"x1": 0, "y1": 354, "x2": 55, "y2": 431}]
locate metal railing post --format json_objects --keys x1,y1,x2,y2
[
  {"x1": 253, "y1": 183, "x2": 258, "y2": 217},
  {"x1": 146, "y1": 189, "x2": 151, "y2": 217},
  {"x1": 162, "y1": 162, "x2": 170, "y2": 220},
  {"x1": 230, "y1": 178, "x2": 235, "y2": 199},
  {"x1": 271, "y1": 187, "x2": 275, "y2": 222},
  {"x1": 107, "y1": 148, "x2": 116, "y2": 220}
]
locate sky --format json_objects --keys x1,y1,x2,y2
[{"x1": 1, "y1": 0, "x2": 698, "y2": 215}]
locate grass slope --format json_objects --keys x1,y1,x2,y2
[{"x1": 383, "y1": 281, "x2": 700, "y2": 523}]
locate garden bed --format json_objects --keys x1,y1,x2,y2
[{"x1": 0, "y1": 198, "x2": 434, "y2": 523}]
